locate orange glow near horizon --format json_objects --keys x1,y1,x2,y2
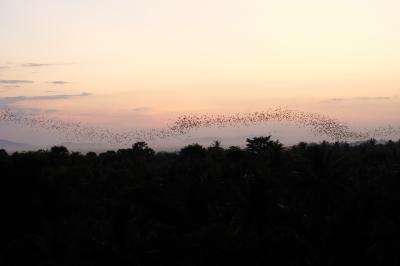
[{"x1": 1, "y1": 0, "x2": 400, "y2": 146}]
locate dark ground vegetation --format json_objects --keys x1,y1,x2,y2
[{"x1": 1, "y1": 137, "x2": 400, "y2": 265}]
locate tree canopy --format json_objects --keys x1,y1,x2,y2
[{"x1": 1, "y1": 136, "x2": 400, "y2": 265}]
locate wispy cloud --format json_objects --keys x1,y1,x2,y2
[
  {"x1": 322, "y1": 96, "x2": 396, "y2": 103},
  {"x1": 0, "y1": 66, "x2": 9, "y2": 69},
  {"x1": 21, "y1": 63, "x2": 54, "y2": 67},
  {"x1": 21, "y1": 62, "x2": 73, "y2": 67},
  {"x1": 0, "y1": 88, "x2": 16, "y2": 93},
  {"x1": 26, "y1": 108, "x2": 58, "y2": 114},
  {"x1": 0, "y1": 80, "x2": 34, "y2": 84},
  {"x1": 0, "y1": 92, "x2": 92, "y2": 106},
  {"x1": 49, "y1": 80, "x2": 69, "y2": 85},
  {"x1": 0, "y1": 85, "x2": 20, "y2": 88},
  {"x1": 131, "y1": 106, "x2": 152, "y2": 112}
]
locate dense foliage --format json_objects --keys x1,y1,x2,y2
[{"x1": 1, "y1": 137, "x2": 400, "y2": 265}]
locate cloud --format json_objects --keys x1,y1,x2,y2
[
  {"x1": 1, "y1": 85, "x2": 20, "y2": 88},
  {"x1": 131, "y1": 106, "x2": 152, "y2": 112},
  {"x1": 26, "y1": 108, "x2": 58, "y2": 114},
  {"x1": 323, "y1": 96, "x2": 396, "y2": 103},
  {"x1": 0, "y1": 92, "x2": 92, "y2": 106},
  {"x1": 0, "y1": 66, "x2": 9, "y2": 69},
  {"x1": 49, "y1": 80, "x2": 69, "y2": 85},
  {"x1": 21, "y1": 62, "x2": 73, "y2": 67},
  {"x1": 0, "y1": 80, "x2": 34, "y2": 84},
  {"x1": 21, "y1": 63, "x2": 54, "y2": 67}
]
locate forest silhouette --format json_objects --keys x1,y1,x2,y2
[{"x1": 1, "y1": 137, "x2": 400, "y2": 265}]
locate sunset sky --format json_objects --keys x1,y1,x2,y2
[{"x1": 1, "y1": 0, "x2": 400, "y2": 149}]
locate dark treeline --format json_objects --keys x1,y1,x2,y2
[{"x1": 1, "y1": 137, "x2": 400, "y2": 265}]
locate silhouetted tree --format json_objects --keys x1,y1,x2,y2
[
  {"x1": 246, "y1": 136, "x2": 282, "y2": 155},
  {"x1": 0, "y1": 137, "x2": 400, "y2": 265},
  {"x1": 0, "y1": 149, "x2": 7, "y2": 157},
  {"x1": 179, "y1": 143, "x2": 206, "y2": 159},
  {"x1": 50, "y1": 145, "x2": 69, "y2": 155},
  {"x1": 132, "y1": 141, "x2": 155, "y2": 156}
]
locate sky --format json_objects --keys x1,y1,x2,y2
[{"x1": 1, "y1": 0, "x2": 400, "y2": 149}]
